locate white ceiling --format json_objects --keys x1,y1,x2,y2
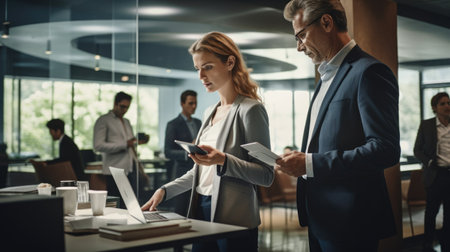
[{"x1": 1, "y1": 0, "x2": 449, "y2": 82}]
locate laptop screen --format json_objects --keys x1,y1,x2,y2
[{"x1": 109, "y1": 166, "x2": 147, "y2": 223}]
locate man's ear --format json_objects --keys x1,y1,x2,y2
[
  {"x1": 321, "y1": 14, "x2": 333, "y2": 32},
  {"x1": 227, "y1": 55, "x2": 236, "y2": 71}
]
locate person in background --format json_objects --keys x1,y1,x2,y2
[
  {"x1": 275, "y1": 1, "x2": 400, "y2": 251},
  {"x1": 93, "y1": 91, "x2": 149, "y2": 204},
  {"x1": 0, "y1": 143, "x2": 8, "y2": 188},
  {"x1": 283, "y1": 145, "x2": 298, "y2": 154},
  {"x1": 164, "y1": 89, "x2": 202, "y2": 216},
  {"x1": 45, "y1": 119, "x2": 86, "y2": 181},
  {"x1": 142, "y1": 31, "x2": 274, "y2": 252},
  {"x1": 414, "y1": 92, "x2": 450, "y2": 252}
]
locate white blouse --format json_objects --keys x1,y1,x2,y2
[{"x1": 195, "y1": 117, "x2": 226, "y2": 196}]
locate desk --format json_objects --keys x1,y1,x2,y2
[
  {"x1": 65, "y1": 208, "x2": 248, "y2": 252},
  {"x1": 400, "y1": 163, "x2": 421, "y2": 172},
  {"x1": 85, "y1": 162, "x2": 106, "y2": 190},
  {"x1": 0, "y1": 185, "x2": 120, "y2": 208},
  {"x1": 84, "y1": 161, "x2": 168, "y2": 191}
]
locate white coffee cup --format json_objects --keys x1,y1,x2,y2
[
  {"x1": 88, "y1": 190, "x2": 107, "y2": 216},
  {"x1": 37, "y1": 183, "x2": 52, "y2": 195},
  {"x1": 37, "y1": 186, "x2": 52, "y2": 195},
  {"x1": 56, "y1": 186, "x2": 78, "y2": 215}
]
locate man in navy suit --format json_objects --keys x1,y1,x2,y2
[
  {"x1": 276, "y1": 1, "x2": 400, "y2": 251},
  {"x1": 163, "y1": 90, "x2": 201, "y2": 216},
  {"x1": 414, "y1": 92, "x2": 450, "y2": 252},
  {"x1": 46, "y1": 119, "x2": 85, "y2": 181}
]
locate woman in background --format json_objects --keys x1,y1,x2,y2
[{"x1": 142, "y1": 31, "x2": 274, "y2": 252}]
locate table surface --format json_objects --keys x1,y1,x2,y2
[
  {"x1": 65, "y1": 208, "x2": 248, "y2": 252},
  {"x1": 400, "y1": 163, "x2": 421, "y2": 172}
]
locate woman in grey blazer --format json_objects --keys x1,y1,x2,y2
[{"x1": 142, "y1": 32, "x2": 274, "y2": 252}]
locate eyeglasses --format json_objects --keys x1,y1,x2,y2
[
  {"x1": 119, "y1": 104, "x2": 129, "y2": 109},
  {"x1": 294, "y1": 16, "x2": 322, "y2": 43}
]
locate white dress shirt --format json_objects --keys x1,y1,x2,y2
[
  {"x1": 436, "y1": 117, "x2": 450, "y2": 167},
  {"x1": 305, "y1": 40, "x2": 356, "y2": 178}
]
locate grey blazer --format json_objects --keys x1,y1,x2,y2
[
  {"x1": 93, "y1": 110, "x2": 135, "y2": 175},
  {"x1": 163, "y1": 95, "x2": 274, "y2": 228}
]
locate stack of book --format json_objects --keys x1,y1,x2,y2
[
  {"x1": 64, "y1": 214, "x2": 128, "y2": 234},
  {"x1": 99, "y1": 219, "x2": 192, "y2": 241}
]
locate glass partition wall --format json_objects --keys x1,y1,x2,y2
[
  {"x1": 4, "y1": 1, "x2": 447, "y2": 198},
  {"x1": 1, "y1": 0, "x2": 151, "y2": 196},
  {"x1": 0, "y1": 0, "x2": 317, "y2": 199}
]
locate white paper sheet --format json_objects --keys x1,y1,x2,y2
[{"x1": 241, "y1": 142, "x2": 280, "y2": 166}]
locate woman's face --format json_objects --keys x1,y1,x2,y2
[{"x1": 192, "y1": 51, "x2": 233, "y2": 93}]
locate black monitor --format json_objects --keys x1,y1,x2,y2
[{"x1": 0, "y1": 195, "x2": 65, "y2": 251}]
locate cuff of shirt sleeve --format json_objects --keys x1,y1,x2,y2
[
  {"x1": 306, "y1": 153, "x2": 314, "y2": 178},
  {"x1": 216, "y1": 154, "x2": 228, "y2": 176},
  {"x1": 159, "y1": 186, "x2": 167, "y2": 201}
]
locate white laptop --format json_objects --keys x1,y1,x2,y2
[{"x1": 109, "y1": 166, "x2": 186, "y2": 224}]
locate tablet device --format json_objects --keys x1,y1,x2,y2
[{"x1": 174, "y1": 140, "x2": 208, "y2": 155}]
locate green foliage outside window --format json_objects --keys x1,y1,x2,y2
[{"x1": 3, "y1": 77, "x2": 159, "y2": 160}]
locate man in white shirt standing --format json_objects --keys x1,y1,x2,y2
[
  {"x1": 94, "y1": 92, "x2": 149, "y2": 205},
  {"x1": 414, "y1": 92, "x2": 450, "y2": 252},
  {"x1": 275, "y1": 1, "x2": 400, "y2": 251}
]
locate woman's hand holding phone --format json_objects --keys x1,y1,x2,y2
[{"x1": 189, "y1": 145, "x2": 226, "y2": 166}]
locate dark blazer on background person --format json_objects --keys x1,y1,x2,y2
[
  {"x1": 48, "y1": 135, "x2": 86, "y2": 180},
  {"x1": 164, "y1": 114, "x2": 202, "y2": 178},
  {"x1": 298, "y1": 45, "x2": 400, "y2": 241},
  {"x1": 413, "y1": 117, "x2": 438, "y2": 187}
]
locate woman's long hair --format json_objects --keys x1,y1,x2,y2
[{"x1": 189, "y1": 31, "x2": 261, "y2": 101}]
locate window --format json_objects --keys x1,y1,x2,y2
[
  {"x1": 263, "y1": 90, "x2": 293, "y2": 154},
  {"x1": 262, "y1": 89, "x2": 311, "y2": 154},
  {"x1": 423, "y1": 66, "x2": 450, "y2": 84},
  {"x1": 398, "y1": 68, "x2": 420, "y2": 157},
  {"x1": 3, "y1": 77, "x2": 159, "y2": 160}
]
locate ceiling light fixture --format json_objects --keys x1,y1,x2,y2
[
  {"x1": 1, "y1": 0, "x2": 9, "y2": 39},
  {"x1": 45, "y1": 0, "x2": 52, "y2": 55},
  {"x1": 45, "y1": 39, "x2": 52, "y2": 55},
  {"x1": 138, "y1": 7, "x2": 181, "y2": 16},
  {"x1": 94, "y1": 60, "x2": 100, "y2": 71},
  {"x1": 1, "y1": 22, "x2": 9, "y2": 39},
  {"x1": 95, "y1": 43, "x2": 100, "y2": 60}
]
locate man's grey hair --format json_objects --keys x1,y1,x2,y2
[{"x1": 283, "y1": 0, "x2": 348, "y2": 32}]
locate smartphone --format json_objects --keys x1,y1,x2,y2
[{"x1": 174, "y1": 140, "x2": 208, "y2": 155}]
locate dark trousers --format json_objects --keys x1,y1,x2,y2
[
  {"x1": 191, "y1": 194, "x2": 258, "y2": 252},
  {"x1": 424, "y1": 169, "x2": 450, "y2": 250},
  {"x1": 307, "y1": 225, "x2": 378, "y2": 252}
]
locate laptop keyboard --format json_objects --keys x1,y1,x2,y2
[{"x1": 143, "y1": 212, "x2": 168, "y2": 222}]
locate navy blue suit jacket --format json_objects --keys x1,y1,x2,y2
[
  {"x1": 298, "y1": 45, "x2": 400, "y2": 241},
  {"x1": 164, "y1": 114, "x2": 201, "y2": 177}
]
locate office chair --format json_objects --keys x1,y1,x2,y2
[
  {"x1": 31, "y1": 160, "x2": 77, "y2": 187},
  {"x1": 258, "y1": 170, "x2": 296, "y2": 230},
  {"x1": 401, "y1": 169, "x2": 427, "y2": 236}
]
